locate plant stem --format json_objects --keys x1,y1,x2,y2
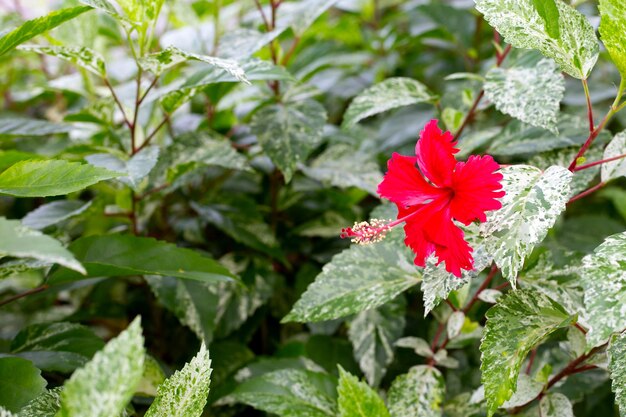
[
  {"x1": 462, "y1": 263, "x2": 499, "y2": 314},
  {"x1": 568, "y1": 78, "x2": 626, "y2": 171},
  {"x1": 567, "y1": 182, "x2": 605, "y2": 204},
  {"x1": 454, "y1": 42, "x2": 511, "y2": 141},
  {"x1": 0, "y1": 284, "x2": 49, "y2": 308},
  {"x1": 135, "y1": 114, "x2": 169, "y2": 154},
  {"x1": 104, "y1": 78, "x2": 133, "y2": 131},
  {"x1": 582, "y1": 78, "x2": 594, "y2": 132},
  {"x1": 573, "y1": 152, "x2": 626, "y2": 171}
]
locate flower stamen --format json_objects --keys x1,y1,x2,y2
[{"x1": 340, "y1": 219, "x2": 391, "y2": 245}]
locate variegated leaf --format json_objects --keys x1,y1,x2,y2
[
  {"x1": 480, "y1": 289, "x2": 575, "y2": 416},
  {"x1": 480, "y1": 165, "x2": 573, "y2": 285},
  {"x1": 601, "y1": 131, "x2": 626, "y2": 182},
  {"x1": 144, "y1": 344, "x2": 211, "y2": 417},
  {"x1": 387, "y1": 365, "x2": 445, "y2": 417},
  {"x1": 581, "y1": 232, "x2": 626, "y2": 347},
  {"x1": 475, "y1": 0, "x2": 599, "y2": 79}
]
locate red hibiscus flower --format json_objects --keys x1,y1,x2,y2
[{"x1": 341, "y1": 119, "x2": 504, "y2": 277}]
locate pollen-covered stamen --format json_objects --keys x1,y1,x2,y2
[{"x1": 340, "y1": 219, "x2": 391, "y2": 245}]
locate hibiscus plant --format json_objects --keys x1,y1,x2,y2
[{"x1": 0, "y1": 0, "x2": 626, "y2": 416}]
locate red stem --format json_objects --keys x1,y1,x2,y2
[
  {"x1": 462, "y1": 264, "x2": 499, "y2": 314},
  {"x1": 567, "y1": 182, "x2": 605, "y2": 204},
  {"x1": 582, "y1": 79, "x2": 594, "y2": 133},
  {"x1": 573, "y1": 152, "x2": 626, "y2": 171},
  {"x1": 0, "y1": 285, "x2": 49, "y2": 308},
  {"x1": 568, "y1": 113, "x2": 611, "y2": 171}
]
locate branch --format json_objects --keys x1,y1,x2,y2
[
  {"x1": 462, "y1": 263, "x2": 499, "y2": 314},
  {"x1": 104, "y1": 78, "x2": 133, "y2": 131},
  {"x1": 0, "y1": 284, "x2": 49, "y2": 308},
  {"x1": 573, "y1": 152, "x2": 626, "y2": 171},
  {"x1": 567, "y1": 182, "x2": 605, "y2": 204},
  {"x1": 582, "y1": 78, "x2": 594, "y2": 132}
]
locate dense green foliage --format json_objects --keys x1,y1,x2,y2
[{"x1": 1, "y1": 0, "x2": 626, "y2": 416}]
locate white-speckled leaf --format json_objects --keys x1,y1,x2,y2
[
  {"x1": 17, "y1": 388, "x2": 62, "y2": 417},
  {"x1": 283, "y1": 225, "x2": 419, "y2": 323},
  {"x1": 18, "y1": 45, "x2": 105, "y2": 76},
  {"x1": 0, "y1": 217, "x2": 84, "y2": 274},
  {"x1": 609, "y1": 332, "x2": 626, "y2": 415},
  {"x1": 57, "y1": 317, "x2": 145, "y2": 417},
  {"x1": 387, "y1": 365, "x2": 444, "y2": 417},
  {"x1": 581, "y1": 232, "x2": 626, "y2": 347},
  {"x1": 301, "y1": 144, "x2": 382, "y2": 195},
  {"x1": 144, "y1": 343, "x2": 211, "y2": 417},
  {"x1": 599, "y1": 0, "x2": 626, "y2": 79},
  {"x1": 228, "y1": 369, "x2": 337, "y2": 417},
  {"x1": 138, "y1": 46, "x2": 248, "y2": 82},
  {"x1": 337, "y1": 367, "x2": 390, "y2": 417},
  {"x1": 22, "y1": 200, "x2": 91, "y2": 230},
  {"x1": 480, "y1": 289, "x2": 574, "y2": 416},
  {"x1": 475, "y1": 0, "x2": 599, "y2": 79},
  {"x1": 347, "y1": 297, "x2": 406, "y2": 386},
  {"x1": 484, "y1": 58, "x2": 564, "y2": 133},
  {"x1": 422, "y1": 224, "x2": 491, "y2": 315},
  {"x1": 601, "y1": 131, "x2": 626, "y2": 182},
  {"x1": 251, "y1": 100, "x2": 327, "y2": 182},
  {"x1": 480, "y1": 165, "x2": 573, "y2": 285},
  {"x1": 342, "y1": 78, "x2": 436, "y2": 128},
  {"x1": 539, "y1": 393, "x2": 574, "y2": 417}
]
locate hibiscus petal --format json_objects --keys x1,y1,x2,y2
[
  {"x1": 450, "y1": 155, "x2": 505, "y2": 225},
  {"x1": 415, "y1": 119, "x2": 459, "y2": 187},
  {"x1": 401, "y1": 201, "x2": 473, "y2": 277},
  {"x1": 378, "y1": 153, "x2": 448, "y2": 207}
]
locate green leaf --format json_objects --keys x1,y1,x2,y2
[
  {"x1": 251, "y1": 100, "x2": 327, "y2": 182},
  {"x1": 480, "y1": 165, "x2": 573, "y2": 284},
  {"x1": 11, "y1": 322, "x2": 104, "y2": 356},
  {"x1": 581, "y1": 231, "x2": 626, "y2": 347},
  {"x1": 475, "y1": 0, "x2": 599, "y2": 79},
  {"x1": 488, "y1": 115, "x2": 606, "y2": 157},
  {"x1": 17, "y1": 388, "x2": 62, "y2": 417},
  {"x1": 539, "y1": 393, "x2": 574, "y2": 417},
  {"x1": 599, "y1": 0, "x2": 626, "y2": 78},
  {"x1": 18, "y1": 45, "x2": 105, "y2": 76},
  {"x1": 0, "y1": 117, "x2": 72, "y2": 137},
  {"x1": 228, "y1": 369, "x2": 337, "y2": 417},
  {"x1": 147, "y1": 270, "x2": 272, "y2": 343},
  {"x1": 601, "y1": 131, "x2": 626, "y2": 182},
  {"x1": 0, "y1": 357, "x2": 46, "y2": 412},
  {"x1": 22, "y1": 200, "x2": 92, "y2": 230},
  {"x1": 48, "y1": 234, "x2": 236, "y2": 285},
  {"x1": 0, "y1": 217, "x2": 85, "y2": 274},
  {"x1": 191, "y1": 196, "x2": 281, "y2": 260},
  {"x1": 86, "y1": 146, "x2": 159, "y2": 190},
  {"x1": 0, "y1": 151, "x2": 45, "y2": 173},
  {"x1": 347, "y1": 297, "x2": 406, "y2": 386},
  {"x1": 484, "y1": 58, "x2": 564, "y2": 133},
  {"x1": 0, "y1": 160, "x2": 120, "y2": 197},
  {"x1": 301, "y1": 144, "x2": 382, "y2": 195},
  {"x1": 57, "y1": 317, "x2": 145, "y2": 417},
  {"x1": 337, "y1": 367, "x2": 390, "y2": 417},
  {"x1": 0, "y1": 6, "x2": 92, "y2": 56},
  {"x1": 342, "y1": 78, "x2": 436, "y2": 128},
  {"x1": 480, "y1": 288, "x2": 575, "y2": 416},
  {"x1": 283, "y1": 220, "x2": 419, "y2": 322},
  {"x1": 387, "y1": 365, "x2": 445, "y2": 417},
  {"x1": 160, "y1": 132, "x2": 249, "y2": 184},
  {"x1": 9, "y1": 323, "x2": 104, "y2": 372},
  {"x1": 532, "y1": 0, "x2": 560, "y2": 38},
  {"x1": 609, "y1": 332, "x2": 626, "y2": 415},
  {"x1": 138, "y1": 46, "x2": 248, "y2": 81},
  {"x1": 144, "y1": 343, "x2": 211, "y2": 417}
]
